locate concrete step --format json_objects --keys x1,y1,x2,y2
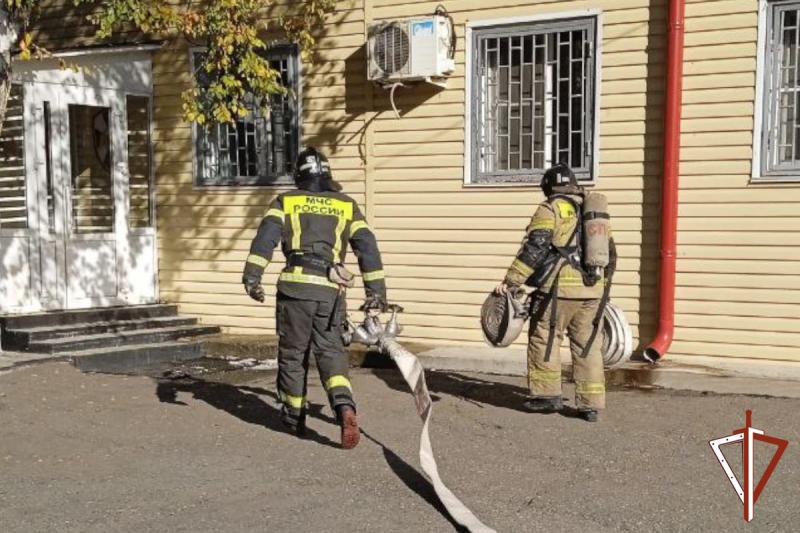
[
  {"x1": 3, "y1": 316, "x2": 199, "y2": 348},
  {"x1": 0, "y1": 304, "x2": 178, "y2": 331},
  {"x1": 27, "y1": 324, "x2": 221, "y2": 354},
  {"x1": 69, "y1": 341, "x2": 205, "y2": 373}
]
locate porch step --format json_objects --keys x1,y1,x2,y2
[
  {"x1": 1, "y1": 304, "x2": 219, "y2": 370},
  {"x1": 27, "y1": 324, "x2": 221, "y2": 354},
  {"x1": 3, "y1": 316, "x2": 198, "y2": 346},
  {"x1": 1, "y1": 304, "x2": 178, "y2": 330},
  {"x1": 69, "y1": 341, "x2": 205, "y2": 373}
]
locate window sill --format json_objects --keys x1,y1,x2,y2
[
  {"x1": 462, "y1": 178, "x2": 598, "y2": 189},
  {"x1": 750, "y1": 174, "x2": 800, "y2": 184},
  {"x1": 193, "y1": 176, "x2": 296, "y2": 190}
]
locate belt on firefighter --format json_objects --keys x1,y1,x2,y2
[{"x1": 287, "y1": 253, "x2": 331, "y2": 276}]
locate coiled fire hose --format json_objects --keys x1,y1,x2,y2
[
  {"x1": 348, "y1": 307, "x2": 497, "y2": 533},
  {"x1": 601, "y1": 302, "x2": 633, "y2": 368}
]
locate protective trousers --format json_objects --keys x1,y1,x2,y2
[
  {"x1": 527, "y1": 297, "x2": 606, "y2": 409},
  {"x1": 276, "y1": 294, "x2": 354, "y2": 423}
]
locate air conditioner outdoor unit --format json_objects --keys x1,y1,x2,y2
[{"x1": 367, "y1": 15, "x2": 455, "y2": 86}]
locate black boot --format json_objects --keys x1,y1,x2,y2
[
  {"x1": 280, "y1": 407, "x2": 307, "y2": 437},
  {"x1": 577, "y1": 408, "x2": 599, "y2": 422},
  {"x1": 523, "y1": 396, "x2": 563, "y2": 413}
]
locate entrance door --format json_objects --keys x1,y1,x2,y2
[
  {"x1": 30, "y1": 84, "x2": 157, "y2": 310},
  {"x1": 0, "y1": 51, "x2": 158, "y2": 315}
]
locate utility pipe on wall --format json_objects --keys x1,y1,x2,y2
[{"x1": 644, "y1": 0, "x2": 686, "y2": 362}]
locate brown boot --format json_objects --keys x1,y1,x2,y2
[{"x1": 336, "y1": 405, "x2": 360, "y2": 450}]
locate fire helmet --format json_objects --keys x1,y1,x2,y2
[
  {"x1": 295, "y1": 146, "x2": 332, "y2": 185},
  {"x1": 540, "y1": 163, "x2": 579, "y2": 197}
]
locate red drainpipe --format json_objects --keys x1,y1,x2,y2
[{"x1": 644, "y1": 0, "x2": 686, "y2": 362}]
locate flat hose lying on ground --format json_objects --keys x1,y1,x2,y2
[{"x1": 349, "y1": 312, "x2": 497, "y2": 533}]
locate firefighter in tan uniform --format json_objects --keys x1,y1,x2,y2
[
  {"x1": 242, "y1": 147, "x2": 388, "y2": 448},
  {"x1": 497, "y1": 164, "x2": 616, "y2": 422}
]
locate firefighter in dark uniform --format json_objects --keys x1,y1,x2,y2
[{"x1": 242, "y1": 147, "x2": 387, "y2": 449}]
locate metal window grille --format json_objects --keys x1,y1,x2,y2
[
  {"x1": 471, "y1": 18, "x2": 596, "y2": 184},
  {"x1": 194, "y1": 44, "x2": 300, "y2": 186},
  {"x1": 764, "y1": 2, "x2": 800, "y2": 175}
]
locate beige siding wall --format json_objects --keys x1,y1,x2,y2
[
  {"x1": 149, "y1": 0, "x2": 800, "y2": 365},
  {"x1": 153, "y1": 1, "x2": 368, "y2": 334}
]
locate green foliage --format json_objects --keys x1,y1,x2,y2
[{"x1": 2, "y1": 0, "x2": 334, "y2": 124}]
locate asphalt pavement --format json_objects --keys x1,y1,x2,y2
[{"x1": 0, "y1": 359, "x2": 798, "y2": 532}]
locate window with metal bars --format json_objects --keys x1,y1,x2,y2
[
  {"x1": 763, "y1": 1, "x2": 800, "y2": 177},
  {"x1": 469, "y1": 18, "x2": 597, "y2": 184},
  {"x1": 193, "y1": 44, "x2": 300, "y2": 186}
]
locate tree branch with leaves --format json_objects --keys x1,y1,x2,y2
[{"x1": 0, "y1": 0, "x2": 334, "y2": 132}]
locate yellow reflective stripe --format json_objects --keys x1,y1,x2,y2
[
  {"x1": 529, "y1": 219, "x2": 555, "y2": 231},
  {"x1": 290, "y1": 212, "x2": 302, "y2": 250},
  {"x1": 558, "y1": 267, "x2": 588, "y2": 287},
  {"x1": 279, "y1": 390, "x2": 305, "y2": 409},
  {"x1": 511, "y1": 259, "x2": 534, "y2": 277},
  {"x1": 350, "y1": 220, "x2": 369, "y2": 235},
  {"x1": 332, "y1": 215, "x2": 348, "y2": 261},
  {"x1": 279, "y1": 269, "x2": 338, "y2": 289},
  {"x1": 246, "y1": 254, "x2": 269, "y2": 268},
  {"x1": 576, "y1": 381, "x2": 606, "y2": 394},
  {"x1": 266, "y1": 208, "x2": 284, "y2": 221},
  {"x1": 362, "y1": 270, "x2": 385, "y2": 282},
  {"x1": 531, "y1": 369, "x2": 562, "y2": 384},
  {"x1": 284, "y1": 196, "x2": 304, "y2": 250},
  {"x1": 325, "y1": 375, "x2": 352, "y2": 391}
]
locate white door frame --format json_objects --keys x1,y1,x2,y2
[{"x1": 4, "y1": 49, "x2": 158, "y2": 313}]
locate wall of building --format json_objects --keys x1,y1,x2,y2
[
  {"x1": 147, "y1": 0, "x2": 800, "y2": 365},
  {"x1": 152, "y1": 1, "x2": 369, "y2": 334}
]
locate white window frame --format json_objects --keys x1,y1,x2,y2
[
  {"x1": 753, "y1": 0, "x2": 800, "y2": 181},
  {"x1": 464, "y1": 9, "x2": 602, "y2": 187}
]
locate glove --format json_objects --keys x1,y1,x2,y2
[
  {"x1": 495, "y1": 280, "x2": 520, "y2": 295},
  {"x1": 359, "y1": 294, "x2": 387, "y2": 315},
  {"x1": 244, "y1": 279, "x2": 265, "y2": 303}
]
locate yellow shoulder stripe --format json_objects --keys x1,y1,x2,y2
[
  {"x1": 350, "y1": 220, "x2": 370, "y2": 235},
  {"x1": 266, "y1": 208, "x2": 284, "y2": 221},
  {"x1": 529, "y1": 219, "x2": 555, "y2": 231}
]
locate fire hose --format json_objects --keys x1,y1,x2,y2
[
  {"x1": 602, "y1": 302, "x2": 633, "y2": 368},
  {"x1": 348, "y1": 307, "x2": 497, "y2": 533}
]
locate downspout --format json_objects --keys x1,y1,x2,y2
[{"x1": 643, "y1": 0, "x2": 686, "y2": 362}]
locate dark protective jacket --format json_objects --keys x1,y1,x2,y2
[
  {"x1": 242, "y1": 181, "x2": 386, "y2": 303},
  {"x1": 504, "y1": 193, "x2": 615, "y2": 299}
]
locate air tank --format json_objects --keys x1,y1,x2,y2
[{"x1": 583, "y1": 192, "x2": 610, "y2": 269}]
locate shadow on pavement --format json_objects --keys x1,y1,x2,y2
[
  {"x1": 371, "y1": 367, "x2": 588, "y2": 421},
  {"x1": 154, "y1": 377, "x2": 339, "y2": 448},
  {"x1": 372, "y1": 368, "x2": 529, "y2": 412},
  {"x1": 360, "y1": 430, "x2": 468, "y2": 533},
  {"x1": 155, "y1": 375, "x2": 465, "y2": 529}
]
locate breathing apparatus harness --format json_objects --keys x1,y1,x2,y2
[{"x1": 532, "y1": 193, "x2": 616, "y2": 361}]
